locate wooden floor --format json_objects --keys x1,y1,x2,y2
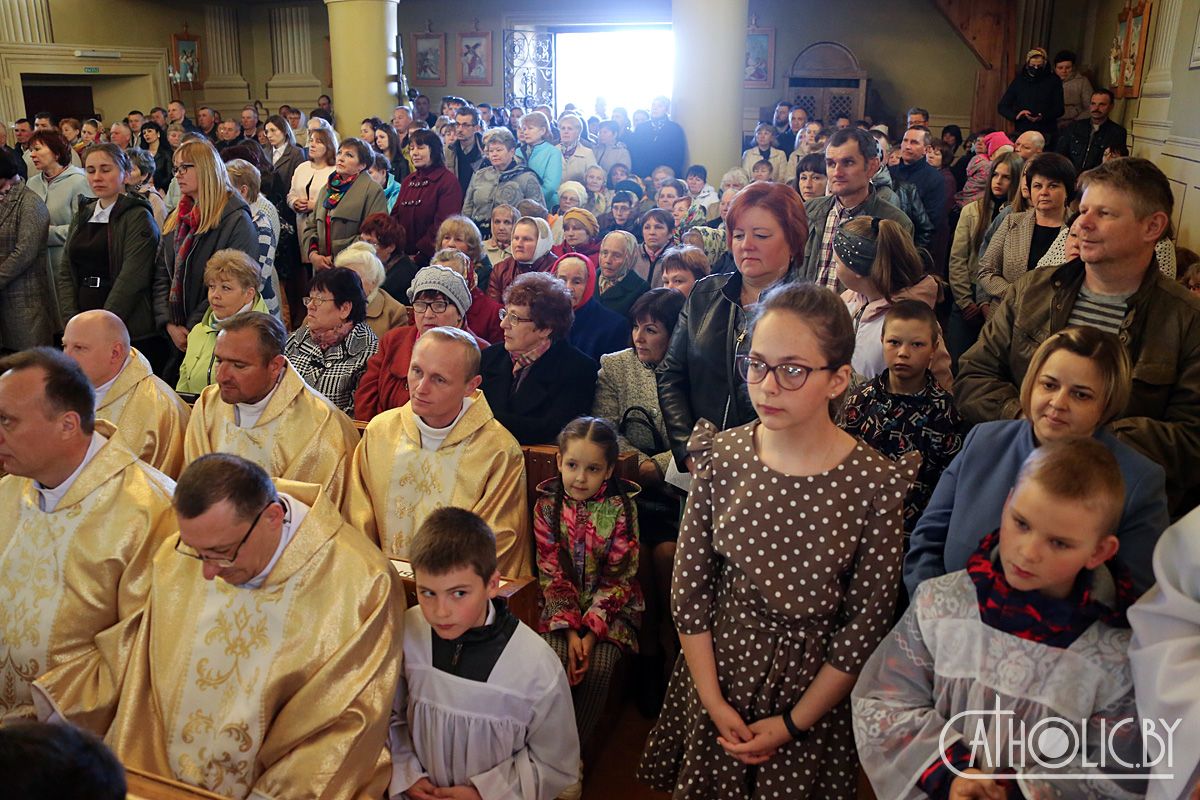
[{"x1": 582, "y1": 700, "x2": 877, "y2": 800}]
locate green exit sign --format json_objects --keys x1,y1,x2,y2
[{"x1": 83, "y1": 66, "x2": 100, "y2": 74}]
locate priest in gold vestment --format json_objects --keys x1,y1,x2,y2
[
  {"x1": 62, "y1": 310, "x2": 191, "y2": 478},
  {"x1": 0, "y1": 349, "x2": 176, "y2": 729},
  {"x1": 184, "y1": 312, "x2": 361, "y2": 506},
  {"x1": 345, "y1": 327, "x2": 531, "y2": 576},
  {"x1": 37, "y1": 454, "x2": 404, "y2": 800}
]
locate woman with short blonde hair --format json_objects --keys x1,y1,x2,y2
[{"x1": 335, "y1": 240, "x2": 409, "y2": 338}]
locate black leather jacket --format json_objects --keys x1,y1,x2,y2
[{"x1": 656, "y1": 268, "x2": 794, "y2": 468}]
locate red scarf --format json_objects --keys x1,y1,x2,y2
[{"x1": 168, "y1": 195, "x2": 201, "y2": 325}]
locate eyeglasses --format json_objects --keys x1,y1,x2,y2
[
  {"x1": 302, "y1": 296, "x2": 331, "y2": 308},
  {"x1": 173, "y1": 162, "x2": 195, "y2": 175},
  {"x1": 735, "y1": 355, "x2": 832, "y2": 391},
  {"x1": 175, "y1": 501, "x2": 274, "y2": 567},
  {"x1": 498, "y1": 308, "x2": 534, "y2": 325},
  {"x1": 413, "y1": 300, "x2": 450, "y2": 314}
]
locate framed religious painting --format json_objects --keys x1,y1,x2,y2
[
  {"x1": 458, "y1": 31, "x2": 493, "y2": 86},
  {"x1": 744, "y1": 27, "x2": 775, "y2": 89},
  {"x1": 413, "y1": 32, "x2": 447, "y2": 86},
  {"x1": 1115, "y1": 0, "x2": 1153, "y2": 97},
  {"x1": 170, "y1": 31, "x2": 203, "y2": 85}
]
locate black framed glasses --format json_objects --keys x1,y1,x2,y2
[
  {"x1": 175, "y1": 501, "x2": 274, "y2": 567},
  {"x1": 413, "y1": 300, "x2": 450, "y2": 314},
  {"x1": 735, "y1": 355, "x2": 832, "y2": 391},
  {"x1": 173, "y1": 162, "x2": 195, "y2": 175}
]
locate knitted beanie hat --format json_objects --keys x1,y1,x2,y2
[{"x1": 407, "y1": 265, "x2": 473, "y2": 317}]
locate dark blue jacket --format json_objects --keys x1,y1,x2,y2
[{"x1": 568, "y1": 298, "x2": 630, "y2": 364}]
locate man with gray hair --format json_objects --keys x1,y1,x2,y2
[
  {"x1": 183, "y1": 311, "x2": 361, "y2": 505},
  {"x1": 1014, "y1": 130, "x2": 1045, "y2": 161},
  {"x1": 346, "y1": 297, "x2": 530, "y2": 575},
  {"x1": 61, "y1": 310, "x2": 190, "y2": 478}
]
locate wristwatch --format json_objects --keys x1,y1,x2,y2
[{"x1": 782, "y1": 711, "x2": 808, "y2": 742}]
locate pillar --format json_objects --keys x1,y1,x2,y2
[
  {"x1": 267, "y1": 5, "x2": 323, "y2": 110},
  {"x1": 324, "y1": 0, "x2": 400, "y2": 141},
  {"x1": 1128, "y1": 0, "x2": 1181, "y2": 157},
  {"x1": 1141, "y1": 0, "x2": 1183, "y2": 97},
  {"x1": 203, "y1": 6, "x2": 249, "y2": 106},
  {"x1": 0, "y1": 0, "x2": 52, "y2": 43},
  {"x1": 672, "y1": 0, "x2": 747, "y2": 178}
]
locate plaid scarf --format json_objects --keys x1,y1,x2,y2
[
  {"x1": 168, "y1": 195, "x2": 201, "y2": 325},
  {"x1": 966, "y1": 531, "x2": 1131, "y2": 649},
  {"x1": 509, "y1": 337, "x2": 552, "y2": 376},
  {"x1": 324, "y1": 170, "x2": 360, "y2": 211}
]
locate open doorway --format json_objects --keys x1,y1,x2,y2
[
  {"x1": 22, "y1": 83, "x2": 96, "y2": 122},
  {"x1": 553, "y1": 28, "x2": 674, "y2": 119}
]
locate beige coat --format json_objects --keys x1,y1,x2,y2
[{"x1": 300, "y1": 173, "x2": 388, "y2": 261}]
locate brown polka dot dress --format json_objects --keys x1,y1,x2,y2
[{"x1": 636, "y1": 419, "x2": 916, "y2": 799}]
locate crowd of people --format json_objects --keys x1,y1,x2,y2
[{"x1": 3, "y1": 42, "x2": 1200, "y2": 800}]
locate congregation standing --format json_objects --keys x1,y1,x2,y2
[{"x1": 4, "y1": 43, "x2": 1200, "y2": 800}]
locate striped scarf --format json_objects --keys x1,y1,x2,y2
[{"x1": 509, "y1": 337, "x2": 552, "y2": 376}]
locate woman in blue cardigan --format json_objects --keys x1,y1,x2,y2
[
  {"x1": 517, "y1": 110, "x2": 564, "y2": 209},
  {"x1": 905, "y1": 326, "x2": 1169, "y2": 596},
  {"x1": 551, "y1": 252, "x2": 629, "y2": 363}
]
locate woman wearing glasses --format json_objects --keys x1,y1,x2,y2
[
  {"x1": 353, "y1": 264, "x2": 487, "y2": 421},
  {"x1": 284, "y1": 266, "x2": 377, "y2": 417},
  {"x1": 656, "y1": 181, "x2": 808, "y2": 473},
  {"x1": 639, "y1": 282, "x2": 916, "y2": 799},
  {"x1": 58, "y1": 143, "x2": 165, "y2": 366},
  {"x1": 155, "y1": 139, "x2": 257, "y2": 369},
  {"x1": 478, "y1": 271, "x2": 597, "y2": 445}
]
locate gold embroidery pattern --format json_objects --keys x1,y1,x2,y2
[
  {"x1": 0, "y1": 504, "x2": 80, "y2": 718},
  {"x1": 168, "y1": 578, "x2": 296, "y2": 800},
  {"x1": 385, "y1": 444, "x2": 466, "y2": 559}
]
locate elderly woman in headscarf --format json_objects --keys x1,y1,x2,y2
[
  {"x1": 487, "y1": 214, "x2": 556, "y2": 303},
  {"x1": 551, "y1": 180, "x2": 588, "y2": 244},
  {"x1": 551, "y1": 207, "x2": 601, "y2": 260},
  {"x1": 596, "y1": 230, "x2": 648, "y2": 317},
  {"x1": 354, "y1": 263, "x2": 487, "y2": 421},
  {"x1": 680, "y1": 225, "x2": 732, "y2": 274},
  {"x1": 334, "y1": 240, "x2": 410, "y2": 339},
  {"x1": 429, "y1": 228, "x2": 504, "y2": 345},
  {"x1": 551, "y1": 251, "x2": 630, "y2": 363}
]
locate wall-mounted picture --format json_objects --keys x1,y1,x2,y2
[
  {"x1": 171, "y1": 32, "x2": 202, "y2": 85},
  {"x1": 1114, "y1": 0, "x2": 1153, "y2": 97},
  {"x1": 413, "y1": 32, "x2": 447, "y2": 86},
  {"x1": 744, "y1": 27, "x2": 774, "y2": 89},
  {"x1": 458, "y1": 31, "x2": 492, "y2": 86}
]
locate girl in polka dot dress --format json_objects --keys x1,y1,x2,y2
[{"x1": 637, "y1": 282, "x2": 916, "y2": 799}]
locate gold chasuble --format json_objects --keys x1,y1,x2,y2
[
  {"x1": 98, "y1": 348, "x2": 191, "y2": 478},
  {"x1": 345, "y1": 390, "x2": 532, "y2": 577},
  {"x1": 42, "y1": 480, "x2": 405, "y2": 800},
  {"x1": 184, "y1": 363, "x2": 361, "y2": 507},
  {"x1": 0, "y1": 421, "x2": 176, "y2": 729}
]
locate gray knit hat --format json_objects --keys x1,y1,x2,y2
[{"x1": 406, "y1": 265, "x2": 473, "y2": 317}]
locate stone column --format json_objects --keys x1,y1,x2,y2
[
  {"x1": 0, "y1": 0, "x2": 52, "y2": 43},
  {"x1": 203, "y1": 6, "x2": 249, "y2": 105},
  {"x1": 672, "y1": 0, "x2": 747, "y2": 177},
  {"x1": 267, "y1": 5, "x2": 322, "y2": 108},
  {"x1": 1142, "y1": 0, "x2": 1183, "y2": 97},
  {"x1": 324, "y1": 0, "x2": 400, "y2": 141}
]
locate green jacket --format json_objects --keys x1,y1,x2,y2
[
  {"x1": 176, "y1": 295, "x2": 270, "y2": 395},
  {"x1": 58, "y1": 192, "x2": 160, "y2": 340},
  {"x1": 957, "y1": 257, "x2": 1200, "y2": 513}
]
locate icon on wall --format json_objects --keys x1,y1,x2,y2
[
  {"x1": 170, "y1": 30, "x2": 203, "y2": 86},
  {"x1": 458, "y1": 31, "x2": 492, "y2": 87},
  {"x1": 744, "y1": 26, "x2": 775, "y2": 89},
  {"x1": 413, "y1": 32, "x2": 447, "y2": 87}
]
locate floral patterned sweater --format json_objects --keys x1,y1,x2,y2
[{"x1": 534, "y1": 477, "x2": 644, "y2": 651}]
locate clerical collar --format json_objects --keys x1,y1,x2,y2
[
  {"x1": 237, "y1": 493, "x2": 308, "y2": 589},
  {"x1": 93, "y1": 353, "x2": 131, "y2": 409},
  {"x1": 36, "y1": 433, "x2": 106, "y2": 512},
  {"x1": 234, "y1": 375, "x2": 283, "y2": 428},
  {"x1": 413, "y1": 396, "x2": 474, "y2": 451}
]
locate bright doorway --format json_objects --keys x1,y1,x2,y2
[{"x1": 553, "y1": 28, "x2": 674, "y2": 118}]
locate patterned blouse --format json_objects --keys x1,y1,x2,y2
[
  {"x1": 284, "y1": 321, "x2": 378, "y2": 418},
  {"x1": 533, "y1": 477, "x2": 644, "y2": 651}
]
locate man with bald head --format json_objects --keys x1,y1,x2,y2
[
  {"x1": 1014, "y1": 130, "x2": 1045, "y2": 161},
  {"x1": 0, "y1": 348, "x2": 176, "y2": 728},
  {"x1": 62, "y1": 311, "x2": 190, "y2": 478}
]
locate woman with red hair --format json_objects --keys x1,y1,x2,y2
[
  {"x1": 359, "y1": 212, "x2": 417, "y2": 302},
  {"x1": 656, "y1": 181, "x2": 809, "y2": 469}
]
